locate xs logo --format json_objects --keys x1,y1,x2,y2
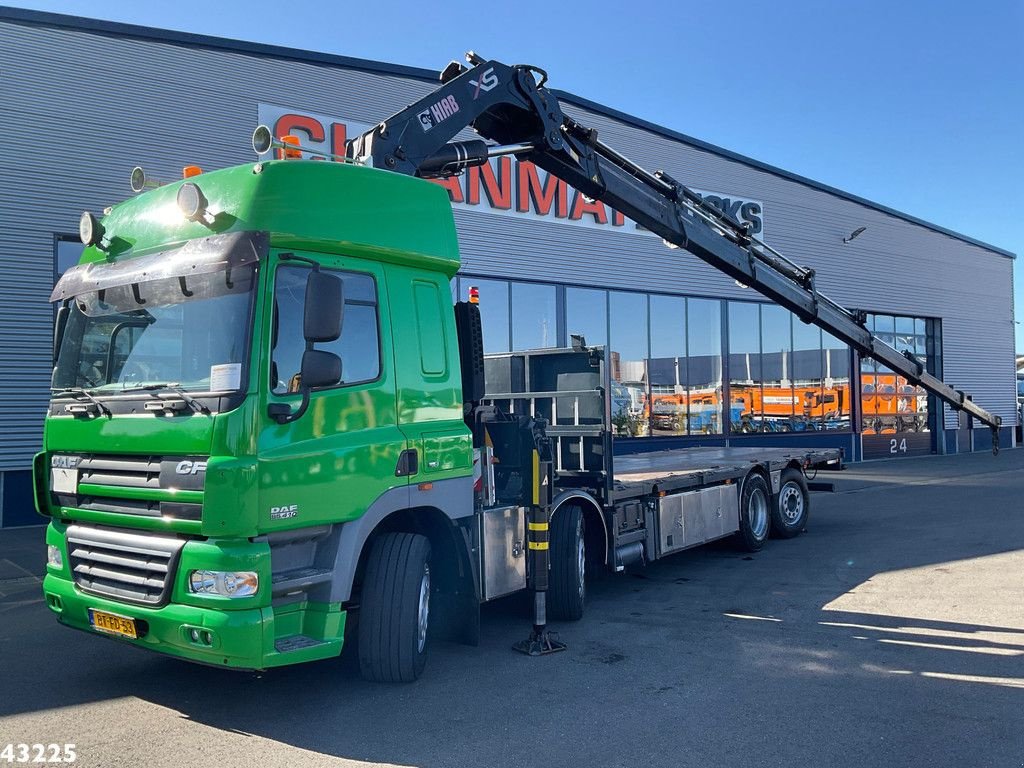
[
  {"x1": 175, "y1": 460, "x2": 207, "y2": 475},
  {"x1": 468, "y1": 67, "x2": 499, "y2": 98}
]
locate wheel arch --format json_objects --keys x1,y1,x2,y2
[
  {"x1": 327, "y1": 482, "x2": 477, "y2": 605},
  {"x1": 351, "y1": 505, "x2": 477, "y2": 607},
  {"x1": 550, "y1": 489, "x2": 608, "y2": 567}
]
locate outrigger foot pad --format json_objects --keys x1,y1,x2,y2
[{"x1": 513, "y1": 628, "x2": 567, "y2": 656}]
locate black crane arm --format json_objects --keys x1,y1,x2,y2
[{"x1": 347, "y1": 53, "x2": 1002, "y2": 451}]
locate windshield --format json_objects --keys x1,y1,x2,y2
[{"x1": 52, "y1": 264, "x2": 255, "y2": 394}]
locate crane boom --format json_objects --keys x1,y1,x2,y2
[{"x1": 347, "y1": 53, "x2": 1002, "y2": 451}]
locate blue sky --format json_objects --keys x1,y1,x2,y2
[{"x1": 11, "y1": 0, "x2": 1023, "y2": 352}]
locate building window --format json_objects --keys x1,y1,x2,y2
[
  {"x1": 465, "y1": 279, "x2": 510, "y2": 354},
  {"x1": 566, "y1": 287, "x2": 607, "y2": 347},
  {"x1": 609, "y1": 291, "x2": 648, "y2": 436},
  {"x1": 759, "y1": 304, "x2": 794, "y2": 429},
  {"x1": 728, "y1": 302, "x2": 761, "y2": 433},
  {"x1": 511, "y1": 281, "x2": 557, "y2": 350},
  {"x1": 649, "y1": 295, "x2": 687, "y2": 435},
  {"x1": 822, "y1": 330, "x2": 852, "y2": 430},
  {"x1": 687, "y1": 298, "x2": 723, "y2": 435},
  {"x1": 55, "y1": 237, "x2": 84, "y2": 279}
]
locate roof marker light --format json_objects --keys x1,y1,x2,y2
[
  {"x1": 183, "y1": 165, "x2": 203, "y2": 178},
  {"x1": 281, "y1": 135, "x2": 302, "y2": 160}
]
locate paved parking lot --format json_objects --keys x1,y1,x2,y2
[{"x1": 2, "y1": 450, "x2": 1022, "y2": 767}]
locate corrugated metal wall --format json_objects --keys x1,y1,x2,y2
[{"x1": 0, "y1": 14, "x2": 1015, "y2": 479}]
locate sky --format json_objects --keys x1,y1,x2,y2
[{"x1": 10, "y1": 0, "x2": 1023, "y2": 353}]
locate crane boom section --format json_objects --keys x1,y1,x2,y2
[{"x1": 347, "y1": 55, "x2": 1001, "y2": 448}]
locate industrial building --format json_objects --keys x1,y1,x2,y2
[{"x1": 0, "y1": 6, "x2": 1016, "y2": 527}]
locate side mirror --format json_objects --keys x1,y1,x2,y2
[
  {"x1": 300, "y1": 349, "x2": 342, "y2": 389},
  {"x1": 304, "y1": 271, "x2": 343, "y2": 343}
]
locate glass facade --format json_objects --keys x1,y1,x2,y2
[
  {"x1": 460, "y1": 276, "x2": 855, "y2": 439},
  {"x1": 727, "y1": 301, "x2": 852, "y2": 433}
]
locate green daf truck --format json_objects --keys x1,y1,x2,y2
[{"x1": 37, "y1": 54, "x2": 1000, "y2": 682}]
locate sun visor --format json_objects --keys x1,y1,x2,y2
[{"x1": 50, "y1": 230, "x2": 268, "y2": 303}]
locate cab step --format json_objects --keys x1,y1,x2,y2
[
  {"x1": 270, "y1": 567, "x2": 333, "y2": 597},
  {"x1": 274, "y1": 634, "x2": 327, "y2": 653}
]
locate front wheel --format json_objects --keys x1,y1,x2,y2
[
  {"x1": 736, "y1": 474, "x2": 770, "y2": 552},
  {"x1": 358, "y1": 532, "x2": 432, "y2": 683},
  {"x1": 771, "y1": 468, "x2": 810, "y2": 538},
  {"x1": 548, "y1": 505, "x2": 586, "y2": 621}
]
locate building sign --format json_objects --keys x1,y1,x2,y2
[
  {"x1": 690, "y1": 189, "x2": 764, "y2": 236},
  {"x1": 258, "y1": 104, "x2": 765, "y2": 237}
]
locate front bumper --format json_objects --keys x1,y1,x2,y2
[
  {"x1": 43, "y1": 521, "x2": 346, "y2": 670},
  {"x1": 43, "y1": 572, "x2": 272, "y2": 669}
]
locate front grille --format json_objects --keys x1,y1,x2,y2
[
  {"x1": 78, "y1": 455, "x2": 163, "y2": 488},
  {"x1": 66, "y1": 524, "x2": 186, "y2": 606},
  {"x1": 51, "y1": 452, "x2": 206, "y2": 521}
]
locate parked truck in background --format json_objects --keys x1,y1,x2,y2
[{"x1": 37, "y1": 53, "x2": 1002, "y2": 681}]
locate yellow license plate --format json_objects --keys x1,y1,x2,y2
[{"x1": 89, "y1": 609, "x2": 138, "y2": 639}]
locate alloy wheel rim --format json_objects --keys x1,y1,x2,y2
[
  {"x1": 749, "y1": 488, "x2": 769, "y2": 539},
  {"x1": 417, "y1": 563, "x2": 430, "y2": 654},
  {"x1": 576, "y1": 520, "x2": 586, "y2": 601}
]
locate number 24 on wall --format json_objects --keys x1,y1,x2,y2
[{"x1": 889, "y1": 438, "x2": 908, "y2": 454}]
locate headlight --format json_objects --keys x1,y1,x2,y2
[
  {"x1": 189, "y1": 570, "x2": 259, "y2": 598},
  {"x1": 46, "y1": 545, "x2": 63, "y2": 569}
]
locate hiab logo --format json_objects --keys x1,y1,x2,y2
[{"x1": 418, "y1": 95, "x2": 460, "y2": 132}]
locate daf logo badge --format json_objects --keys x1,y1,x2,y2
[{"x1": 51, "y1": 455, "x2": 81, "y2": 469}]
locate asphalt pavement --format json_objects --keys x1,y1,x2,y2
[{"x1": 1, "y1": 449, "x2": 1022, "y2": 767}]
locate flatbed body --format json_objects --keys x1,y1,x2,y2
[{"x1": 611, "y1": 446, "x2": 841, "y2": 500}]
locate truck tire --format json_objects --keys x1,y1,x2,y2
[
  {"x1": 771, "y1": 468, "x2": 810, "y2": 538},
  {"x1": 548, "y1": 505, "x2": 586, "y2": 621},
  {"x1": 358, "y1": 532, "x2": 432, "y2": 683},
  {"x1": 736, "y1": 474, "x2": 770, "y2": 552}
]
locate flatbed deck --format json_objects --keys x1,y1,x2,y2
[{"x1": 610, "y1": 446, "x2": 843, "y2": 500}]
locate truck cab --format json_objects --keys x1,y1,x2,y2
[{"x1": 40, "y1": 159, "x2": 476, "y2": 673}]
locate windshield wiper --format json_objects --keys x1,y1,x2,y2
[
  {"x1": 51, "y1": 387, "x2": 112, "y2": 418},
  {"x1": 121, "y1": 383, "x2": 211, "y2": 415}
]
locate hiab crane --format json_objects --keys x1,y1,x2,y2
[
  {"x1": 341, "y1": 52, "x2": 1002, "y2": 449},
  {"x1": 37, "y1": 53, "x2": 999, "y2": 682}
]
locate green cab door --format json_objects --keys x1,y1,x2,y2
[{"x1": 256, "y1": 251, "x2": 408, "y2": 531}]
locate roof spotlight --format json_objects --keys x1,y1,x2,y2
[
  {"x1": 130, "y1": 166, "x2": 165, "y2": 193},
  {"x1": 177, "y1": 182, "x2": 209, "y2": 221},
  {"x1": 79, "y1": 211, "x2": 105, "y2": 246}
]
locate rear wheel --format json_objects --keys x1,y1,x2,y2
[
  {"x1": 549, "y1": 505, "x2": 586, "y2": 621},
  {"x1": 771, "y1": 468, "x2": 810, "y2": 538},
  {"x1": 737, "y1": 474, "x2": 770, "y2": 552},
  {"x1": 358, "y1": 532, "x2": 432, "y2": 683}
]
